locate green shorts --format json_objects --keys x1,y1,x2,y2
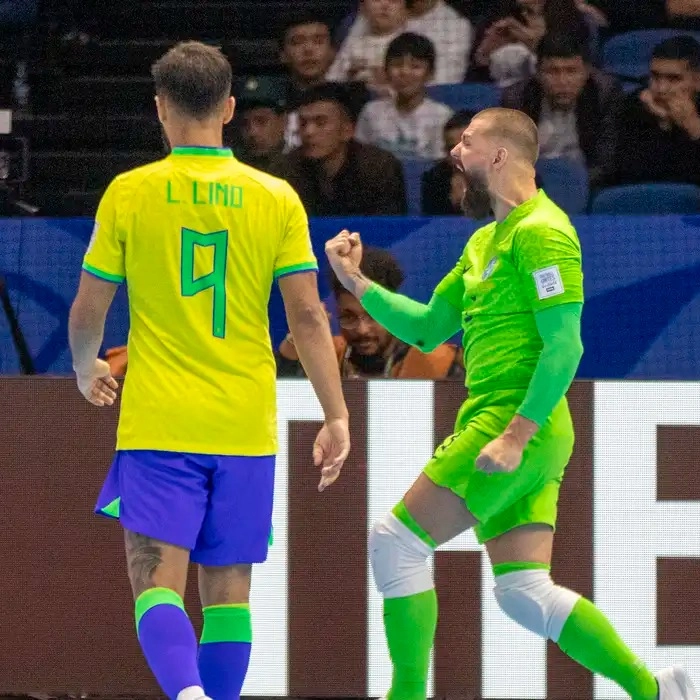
[{"x1": 423, "y1": 389, "x2": 574, "y2": 544}]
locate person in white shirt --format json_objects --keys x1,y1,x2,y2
[
  {"x1": 405, "y1": 0, "x2": 474, "y2": 84},
  {"x1": 354, "y1": 32, "x2": 453, "y2": 160},
  {"x1": 336, "y1": 0, "x2": 474, "y2": 84},
  {"x1": 326, "y1": 0, "x2": 407, "y2": 93}
]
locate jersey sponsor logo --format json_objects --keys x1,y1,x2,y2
[
  {"x1": 533, "y1": 265, "x2": 564, "y2": 299},
  {"x1": 86, "y1": 222, "x2": 99, "y2": 254},
  {"x1": 481, "y1": 257, "x2": 497, "y2": 280}
]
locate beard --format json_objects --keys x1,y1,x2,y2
[{"x1": 460, "y1": 168, "x2": 493, "y2": 220}]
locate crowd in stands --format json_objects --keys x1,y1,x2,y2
[
  {"x1": 233, "y1": 0, "x2": 700, "y2": 216},
  {"x1": 0, "y1": 0, "x2": 699, "y2": 216}
]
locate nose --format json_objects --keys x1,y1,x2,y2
[{"x1": 450, "y1": 143, "x2": 461, "y2": 163}]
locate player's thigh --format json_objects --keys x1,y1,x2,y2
[
  {"x1": 485, "y1": 523, "x2": 555, "y2": 567},
  {"x1": 124, "y1": 529, "x2": 191, "y2": 599},
  {"x1": 191, "y1": 454, "x2": 275, "y2": 567},
  {"x1": 198, "y1": 564, "x2": 252, "y2": 606},
  {"x1": 102, "y1": 450, "x2": 210, "y2": 597}
]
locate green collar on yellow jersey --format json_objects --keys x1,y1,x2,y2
[{"x1": 171, "y1": 146, "x2": 233, "y2": 157}]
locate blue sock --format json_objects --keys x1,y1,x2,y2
[
  {"x1": 198, "y1": 604, "x2": 252, "y2": 700},
  {"x1": 135, "y1": 588, "x2": 203, "y2": 700}
]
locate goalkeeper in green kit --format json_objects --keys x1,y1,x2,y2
[{"x1": 325, "y1": 108, "x2": 696, "y2": 700}]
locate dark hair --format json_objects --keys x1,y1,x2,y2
[
  {"x1": 444, "y1": 109, "x2": 476, "y2": 133},
  {"x1": 280, "y1": 12, "x2": 331, "y2": 47},
  {"x1": 151, "y1": 41, "x2": 232, "y2": 119},
  {"x1": 537, "y1": 32, "x2": 591, "y2": 63},
  {"x1": 329, "y1": 247, "x2": 405, "y2": 297},
  {"x1": 652, "y1": 36, "x2": 700, "y2": 71},
  {"x1": 384, "y1": 32, "x2": 436, "y2": 73},
  {"x1": 296, "y1": 81, "x2": 356, "y2": 122}
]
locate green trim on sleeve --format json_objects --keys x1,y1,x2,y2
[
  {"x1": 274, "y1": 262, "x2": 318, "y2": 279},
  {"x1": 360, "y1": 283, "x2": 462, "y2": 353},
  {"x1": 517, "y1": 302, "x2": 584, "y2": 427},
  {"x1": 82, "y1": 262, "x2": 125, "y2": 284}
]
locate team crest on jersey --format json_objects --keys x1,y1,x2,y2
[{"x1": 482, "y1": 256, "x2": 497, "y2": 280}]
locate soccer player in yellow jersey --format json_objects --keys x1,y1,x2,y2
[
  {"x1": 68, "y1": 41, "x2": 350, "y2": 700},
  {"x1": 326, "y1": 108, "x2": 696, "y2": 700}
]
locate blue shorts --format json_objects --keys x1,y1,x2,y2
[{"x1": 94, "y1": 450, "x2": 275, "y2": 566}]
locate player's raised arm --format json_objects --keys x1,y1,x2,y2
[
  {"x1": 325, "y1": 230, "x2": 462, "y2": 353},
  {"x1": 278, "y1": 271, "x2": 350, "y2": 491}
]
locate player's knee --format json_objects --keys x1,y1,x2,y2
[
  {"x1": 199, "y1": 563, "x2": 252, "y2": 607},
  {"x1": 368, "y1": 512, "x2": 434, "y2": 598},
  {"x1": 493, "y1": 569, "x2": 579, "y2": 642}
]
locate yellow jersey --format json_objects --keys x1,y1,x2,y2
[{"x1": 83, "y1": 146, "x2": 318, "y2": 455}]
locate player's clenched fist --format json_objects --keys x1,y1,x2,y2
[
  {"x1": 475, "y1": 433, "x2": 524, "y2": 474},
  {"x1": 325, "y1": 229, "x2": 363, "y2": 285},
  {"x1": 75, "y1": 358, "x2": 119, "y2": 407}
]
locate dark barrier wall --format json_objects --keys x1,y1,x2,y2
[
  {"x1": 1, "y1": 215, "x2": 700, "y2": 378},
  {"x1": 2, "y1": 378, "x2": 700, "y2": 699}
]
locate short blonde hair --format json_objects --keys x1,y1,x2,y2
[{"x1": 473, "y1": 107, "x2": 540, "y2": 165}]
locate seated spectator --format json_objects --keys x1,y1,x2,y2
[
  {"x1": 276, "y1": 246, "x2": 464, "y2": 379},
  {"x1": 421, "y1": 109, "x2": 475, "y2": 215},
  {"x1": 280, "y1": 12, "x2": 372, "y2": 149},
  {"x1": 405, "y1": 0, "x2": 474, "y2": 83},
  {"x1": 354, "y1": 33, "x2": 453, "y2": 159},
  {"x1": 235, "y1": 77, "x2": 288, "y2": 172},
  {"x1": 501, "y1": 33, "x2": 621, "y2": 187},
  {"x1": 468, "y1": 0, "x2": 594, "y2": 87},
  {"x1": 326, "y1": 0, "x2": 408, "y2": 93},
  {"x1": 338, "y1": 0, "x2": 475, "y2": 84},
  {"x1": 609, "y1": 36, "x2": 700, "y2": 187},
  {"x1": 272, "y1": 82, "x2": 407, "y2": 216}
]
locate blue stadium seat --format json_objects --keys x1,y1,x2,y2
[
  {"x1": 589, "y1": 183, "x2": 700, "y2": 214},
  {"x1": 535, "y1": 157, "x2": 590, "y2": 215},
  {"x1": 400, "y1": 157, "x2": 435, "y2": 216},
  {"x1": 426, "y1": 82, "x2": 501, "y2": 113},
  {"x1": 602, "y1": 29, "x2": 700, "y2": 80}
]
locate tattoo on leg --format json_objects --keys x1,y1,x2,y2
[{"x1": 125, "y1": 531, "x2": 164, "y2": 594}]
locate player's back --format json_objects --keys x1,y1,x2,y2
[{"x1": 85, "y1": 147, "x2": 317, "y2": 456}]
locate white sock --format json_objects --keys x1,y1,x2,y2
[{"x1": 176, "y1": 685, "x2": 206, "y2": 700}]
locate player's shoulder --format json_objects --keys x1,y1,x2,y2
[
  {"x1": 105, "y1": 157, "x2": 173, "y2": 197},
  {"x1": 231, "y1": 159, "x2": 300, "y2": 204},
  {"x1": 516, "y1": 193, "x2": 579, "y2": 242}
]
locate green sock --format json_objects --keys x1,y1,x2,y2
[
  {"x1": 384, "y1": 590, "x2": 437, "y2": 700},
  {"x1": 558, "y1": 597, "x2": 658, "y2": 700},
  {"x1": 383, "y1": 501, "x2": 438, "y2": 700}
]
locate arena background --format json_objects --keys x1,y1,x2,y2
[
  {"x1": 1, "y1": 378, "x2": 699, "y2": 700},
  {"x1": 1, "y1": 214, "x2": 700, "y2": 378}
]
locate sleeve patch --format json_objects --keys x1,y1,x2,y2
[{"x1": 533, "y1": 265, "x2": 565, "y2": 300}]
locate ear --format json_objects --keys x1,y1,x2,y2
[
  {"x1": 341, "y1": 118, "x2": 356, "y2": 142},
  {"x1": 155, "y1": 95, "x2": 166, "y2": 123},
  {"x1": 223, "y1": 96, "x2": 236, "y2": 125},
  {"x1": 493, "y1": 147, "x2": 509, "y2": 169}
]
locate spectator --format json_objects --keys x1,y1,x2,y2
[
  {"x1": 404, "y1": 0, "x2": 474, "y2": 83},
  {"x1": 468, "y1": 0, "x2": 594, "y2": 87},
  {"x1": 609, "y1": 36, "x2": 700, "y2": 187},
  {"x1": 354, "y1": 33, "x2": 453, "y2": 159},
  {"x1": 501, "y1": 33, "x2": 621, "y2": 187},
  {"x1": 276, "y1": 246, "x2": 464, "y2": 379},
  {"x1": 326, "y1": 0, "x2": 408, "y2": 92},
  {"x1": 235, "y1": 77, "x2": 288, "y2": 173},
  {"x1": 279, "y1": 13, "x2": 371, "y2": 150},
  {"x1": 421, "y1": 109, "x2": 475, "y2": 215},
  {"x1": 338, "y1": 0, "x2": 475, "y2": 84},
  {"x1": 272, "y1": 82, "x2": 407, "y2": 216}
]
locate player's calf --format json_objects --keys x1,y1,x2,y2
[
  {"x1": 197, "y1": 564, "x2": 254, "y2": 700},
  {"x1": 124, "y1": 530, "x2": 208, "y2": 700},
  {"x1": 492, "y1": 563, "x2": 697, "y2": 699}
]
